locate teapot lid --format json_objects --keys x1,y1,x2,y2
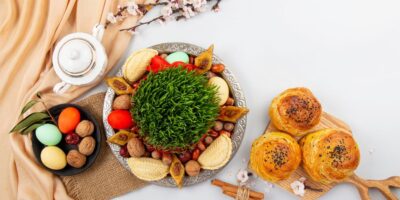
[{"x1": 52, "y1": 31, "x2": 107, "y2": 85}]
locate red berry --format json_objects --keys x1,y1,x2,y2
[
  {"x1": 65, "y1": 132, "x2": 80, "y2": 145},
  {"x1": 120, "y1": 145, "x2": 130, "y2": 158}
]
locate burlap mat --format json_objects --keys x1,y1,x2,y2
[{"x1": 60, "y1": 93, "x2": 148, "y2": 200}]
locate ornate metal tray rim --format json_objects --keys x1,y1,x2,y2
[{"x1": 103, "y1": 42, "x2": 247, "y2": 187}]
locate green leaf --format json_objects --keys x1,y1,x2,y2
[
  {"x1": 10, "y1": 112, "x2": 49, "y2": 133},
  {"x1": 20, "y1": 100, "x2": 39, "y2": 116},
  {"x1": 20, "y1": 123, "x2": 44, "y2": 135}
]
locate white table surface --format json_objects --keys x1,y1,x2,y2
[{"x1": 83, "y1": 0, "x2": 400, "y2": 199}]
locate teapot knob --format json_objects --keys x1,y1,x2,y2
[{"x1": 69, "y1": 49, "x2": 80, "y2": 60}]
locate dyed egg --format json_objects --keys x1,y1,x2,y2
[
  {"x1": 107, "y1": 110, "x2": 133, "y2": 129},
  {"x1": 208, "y1": 77, "x2": 229, "y2": 106},
  {"x1": 35, "y1": 124, "x2": 62, "y2": 145},
  {"x1": 166, "y1": 51, "x2": 189, "y2": 64},
  {"x1": 58, "y1": 107, "x2": 81, "y2": 133},
  {"x1": 40, "y1": 146, "x2": 67, "y2": 170}
]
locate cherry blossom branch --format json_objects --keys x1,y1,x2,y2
[{"x1": 106, "y1": 0, "x2": 223, "y2": 33}]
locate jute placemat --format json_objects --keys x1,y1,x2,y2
[{"x1": 60, "y1": 92, "x2": 148, "y2": 200}]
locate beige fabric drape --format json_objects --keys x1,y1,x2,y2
[{"x1": 0, "y1": 0, "x2": 141, "y2": 199}]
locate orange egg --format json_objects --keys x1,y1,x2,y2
[{"x1": 58, "y1": 107, "x2": 81, "y2": 134}]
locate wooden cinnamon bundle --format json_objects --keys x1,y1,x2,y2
[{"x1": 211, "y1": 179, "x2": 264, "y2": 200}]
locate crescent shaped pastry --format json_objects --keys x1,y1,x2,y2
[
  {"x1": 250, "y1": 132, "x2": 301, "y2": 182},
  {"x1": 269, "y1": 87, "x2": 322, "y2": 136},
  {"x1": 299, "y1": 128, "x2": 360, "y2": 184}
]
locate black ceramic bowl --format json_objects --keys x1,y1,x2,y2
[{"x1": 32, "y1": 103, "x2": 101, "y2": 176}]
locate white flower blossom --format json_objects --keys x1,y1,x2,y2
[
  {"x1": 157, "y1": 19, "x2": 165, "y2": 25},
  {"x1": 236, "y1": 169, "x2": 249, "y2": 184},
  {"x1": 161, "y1": 4, "x2": 173, "y2": 17},
  {"x1": 290, "y1": 180, "x2": 305, "y2": 197},
  {"x1": 182, "y1": 6, "x2": 196, "y2": 19},
  {"x1": 127, "y1": 1, "x2": 140, "y2": 16},
  {"x1": 106, "y1": 12, "x2": 117, "y2": 24}
]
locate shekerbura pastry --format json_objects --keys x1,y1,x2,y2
[
  {"x1": 269, "y1": 87, "x2": 322, "y2": 136},
  {"x1": 299, "y1": 128, "x2": 360, "y2": 184},
  {"x1": 250, "y1": 132, "x2": 301, "y2": 182}
]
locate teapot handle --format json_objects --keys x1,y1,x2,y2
[
  {"x1": 92, "y1": 24, "x2": 105, "y2": 41},
  {"x1": 53, "y1": 81, "x2": 71, "y2": 94}
]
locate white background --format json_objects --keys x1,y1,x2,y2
[{"x1": 86, "y1": 0, "x2": 400, "y2": 199}]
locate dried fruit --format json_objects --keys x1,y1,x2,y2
[
  {"x1": 170, "y1": 156, "x2": 185, "y2": 188},
  {"x1": 78, "y1": 136, "x2": 96, "y2": 156},
  {"x1": 65, "y1": 132, "x2": 80, "y2": 145},
  {"x1": 197, "y1": 142, "x2": 206, "y2": 151},
  {"x1": 213, "y1": 121, "x2": 223, "y2": 131},
  {"x1": 192, "y1": 149, "x2": 200, "y2": 161},
  {"x1": 225, "y1": 97, "x2": 235, "y2": 106},
  {"x1": 67, "y1": 150, "x2": 86, "y2": 168},
  {"x1": 123, "y1": 48, "x2": 158, "y2": 83},
  {"x1": 162, "y1": 152, "x2": 173, "y2": 165},
  {"x1": 198, "y1": 134, "x2": 232, "y2": 170},
  {"x1": 112, "y1": 94, "x2": 131, "y2": 110},
  {"x1": 185, "y1": 160, "x2": 201, "y2": 177},
  {"x1": 218, "y1": 106, "x2": 249, "y2": 123},
  {"x1": 127, "y1": 157, "x2": 169, "y2": 181},
  {"x1": 106, "y1": 77, "x2": 134, "y2": 95},
  {"x1": 58, "y1": 107, "x2": 81, "y2": 134},
  {"x1": 178, "y1": 152, "x2": 191, "y2": 163},
  {"x1": 127, "y1": 137, "x2": 145, "y2": 157},
  {"x1": 120, "y1": 145, "x2": 130, "y2": 158},
  {"x1": 204, "y1": 136, "x2": 213, "y2": 145},
  {"x1": 195, "y1": 45, "x2": 214, "y2": 74},
  {"x1": 208, "y1": 130, "x2": 219, "y2": 138},
  {"x1": 223, "y1": 122, "x2": 235, "y2": 131},
  {"x1": 151, "y1": 151, "x2": 161, "y2": 159},
  {"x1": 107, "y1": 130, "x2": 135, "y2": 146},
  {"x1": 75, "y1": 120, "x2": 94, "y2": 137},
  {"x1": 107, "y1": 110, "x2": 133, "y2": 129},
  {"x1": 211, "y1": 64, "x2": 225, "y2": 73}
]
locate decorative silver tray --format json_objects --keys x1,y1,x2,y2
[{"x1": 103, "y1": 42, "x2": 247, "y2": 187}]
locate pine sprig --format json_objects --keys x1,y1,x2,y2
[{"x1": 131, "y1": 67, "x2": 219, "y2": 150}]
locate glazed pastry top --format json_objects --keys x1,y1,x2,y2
[
  {"x1": 269, "y1": 87, "x2": 322, "y2": 136},
  {"x1": 299, "y1": 128, "x2": 360, "y2": 184},
  {"x1": 250, "y1": 132, "x2": 301, "y2": 182}
]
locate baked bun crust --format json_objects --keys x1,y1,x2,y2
[
  {"x1": 299, "y1": 128, "x2": 360, "y2": 184},
  {"x1": 250, "y1": 132, "x2": 301, "y2": 182},
  {"x1": 269, "y1": 87, "x2": 322, "y2": 136}
]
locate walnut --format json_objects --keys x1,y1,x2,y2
[
  {"x1": 112, "y1": 94, "x2": 131, "y2": 110},
  {"x1": 185, "y1": 160, "x2": 201, "y2": 176},
  {"x1": 127, "y1": 138, "x2": 145, "y2": 157},
  {"x1": 78, "y1": 136, "x2": 96, "y2": 156},
  {"x1": 75, "y1": 120, "x2": 94, "y2": 137},
  {"x1": 67, "y1": 150, "x2": 87, "y2": 168}
]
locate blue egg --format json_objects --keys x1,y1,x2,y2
[
  {"x1": 166, "y1": 51, "x2": 189, "y2": 64},
  {"x1": 36, "y1": 124, "x2": 62, "y2": 146}
]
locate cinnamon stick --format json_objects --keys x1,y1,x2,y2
[
  {"x1": 211, "y1": 179, "x2": 264, "y2": 199},
  {"x1": 223, "y1": 190, "x2": 259, "y2": 200},
  {"x1": 222, "y1": 186, "x2": 264, "y2": 199}
]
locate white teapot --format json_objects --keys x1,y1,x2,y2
[{"x1": 52, "y1": 24, "x2": 108, "y2": 94}]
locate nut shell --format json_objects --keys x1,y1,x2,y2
[
  {"x1": 67, "y1": 150, "x2": 87, "y2": 168},
  {"x1": 78, "y1": 136, "x2": 96, "y2": 156},
  {"x1": 75, "y1": 120, "x2": 94, "y2": 137},
  {"x1": 185, "y1": 160, "x2": 201, "y2": 176},
  {"x1": 112, "y1": 94, "x2": 131, "y2": 110},
  {"x1": 127, "y1": 138, "x2": 145, "y2": 157}
]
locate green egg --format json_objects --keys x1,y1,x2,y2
[
  {"x1": 36, "y1": 124, "x2": 62, "y2": 146},
  {"x1": 166, "y1": 51, "x2": 189, "y2": 64}
]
